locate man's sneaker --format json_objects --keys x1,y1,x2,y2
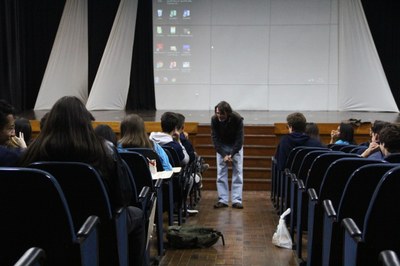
[
  {"x1": 232, "y1": 203, "x2": 243, "y2": 209},
  {"x1": 214, "y1": 202, "x2": 228, "y2": 209},
  {"x1": 201, "y1": 163, "x2": 209, "y2": 173},
  {"x1": 187, "y1": 209, "x2": 199, "y2": 215}
]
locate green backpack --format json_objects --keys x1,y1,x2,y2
[{"x1": 167, "y1": 225, "x2": 225, "y2": 249}]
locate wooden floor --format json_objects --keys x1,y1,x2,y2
[{"x1": 150, "y1": 190, "x2": 297, "y2": 266}]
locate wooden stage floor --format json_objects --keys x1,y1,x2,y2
[{"x1": 21, "y1": 109, "x2": 400, "y2": 125}]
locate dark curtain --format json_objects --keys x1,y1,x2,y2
[
  {"x1": 0, "y1": 0, "x2": 65, "y2": 112},
  {"x1": 361, "y1": 0, "x2": 400, "y2": 110},
  {"x1": 126, "y1": 0, "x2": 156, "y2": 110}
]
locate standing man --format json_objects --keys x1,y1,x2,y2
[{"x1": 211, "y1": 101, "x2": 244, "y2": 209}]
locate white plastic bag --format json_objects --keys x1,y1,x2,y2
[{"x1": 272, "y1": 208, "x2": 293, "y2": 249}]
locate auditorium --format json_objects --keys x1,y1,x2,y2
[{"x1": 1, "y1": 0, "x2": 400, "y2": 265}]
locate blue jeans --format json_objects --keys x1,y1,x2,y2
[{"x1": 216, "y1": 146, "x2": 243, "y2": 204}]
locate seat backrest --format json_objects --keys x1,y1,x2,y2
[
  {"x1": 340, "y1": 144, "x2": 359, "y2": 153},
  {"x1": 361, "y1": 166, "x2": 400, "y2": 263},
  {"x1": 329, "y1": 144, "x2": 348, "y2": 151},
  {"x1": 0, "y1": 167, "x2": 81, "y2": 265},
  {"x1": 318, "y1": 158, "x2": 384, "y2": 210},
  {"x1": 290, "y1": 147, "x2": 329, "y2": 176},
  {"x1": 295, "y1": 149, "x2": 331, "y2": 180},
  {"x1": 29, "y1": 162, "x2": 113, "y2": 227},
  {"x1": 162, "y1": 145, "x2": 181, "y2": 167},
  {"x1": 384, "y1": 153, "x2": 400, "y2": 163},
  {"x1": 338, "y1": 163, "x2": 398, "y2": 229},
  {"x1": 119, "y1": 151, "x2": 155, "y2": 192},
  {"x1": 284, "y1": 146, "x2": 306, "y2": 171},
  {"x1": 305, "y1": 152, "x2": 359, "y2": 190},
  {"x1": 124, "y1": 148, "x2": 164, "y2": 171},
  {"x1": 349, "y1": 145, "x2": 368, "y2": 155}
]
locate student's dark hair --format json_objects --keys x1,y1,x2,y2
[
  {"x1": 161, "y1": 112, "x2": 179, "y2": 133},
  {"x1": 39, "y1": 112, "x2": 49, "y2": 130},
  {"x1": 338, "y1": 122, "x2": 355, "y2": 144},
  {"x1": 0, "y1": 99, "x2": 15, "y2": 130},
  {"x1": 305, "y1": 122, "x2": 320, "y2": 141},
  {"x1": 379, "y1": 123, "x2": 400, "y2": 153},
  {"x1": 19, "y1": 96, "x2": 113, "y2": 176},
  {"x1": 371, "y1": 120, "x2": 391, "y2": 135},
  {"x1": 215, "y1": 101, "x2": 232, "y2": 116},
  {"x1": 15, "y1": 117, "x2": 32, "y2": 145},
  {"x1": 95, "y1": 124, "x2": 118, "y2": 147},
  {"x1": 287, "y1": 112, "x2": 307, "y2": 132},
  {"x1": 175, "y1": 113, "x2": 185, "y2": 130},
  {"x1": 119, "y1": 114, "x2": 153, "y2": 148}
]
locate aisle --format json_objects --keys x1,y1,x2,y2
[{"x1": 153, "y1": 190, "x2": 297, "y2": 266}]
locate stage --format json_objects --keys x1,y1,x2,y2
[{"x1": 21, "y1": 109, "x2": 400, "y2": 125}]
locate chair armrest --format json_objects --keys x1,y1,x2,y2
[
  {"x1": 284, "y1": 168, "x2": 290, "y2": 176},
  {"x1": 133, "y1": 186, "x2": 151, "y2": 210},
  {"x1": 297, "y1": 179, "x2": 305, "y2": 190},
  {"x1": 342, "y1": 218, "x2": 362, "y2": 237},
  {"x1": 379, "y1": 250, "x2": 400, "y2": 266},
  {"x1": 14, "y1": 247, "x2": 46, "y2": 266},
  {"x1": 290, "y1": 173, "x2": 298, "y2": 183},
  {"x1": 154, "y1": 178, "x2": 163, "y2": 189},
  {"x1": 308, "y1": 188, "x2": 318, "y2": 201},
  {"x1": 76, "y1": 215, "x2": 100, "y2": 266},
  {"x1": 139, "y1": 186, "x2": 151, "y2": 199},
  {"x1": 323, "y1": 199, "x2": 336, "y2": 218},
  {"x1": 77, "y1": 215, "x2": 100, "y2": 237}
]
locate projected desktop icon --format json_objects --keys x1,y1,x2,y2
[
  {"x1": 157, "y1": 9, "x2": 163, "y2": 17},
  {"x1": 156, "y1": 61, "x2": 164, "y2": 68},
  {"x1": 170, "y1": 46, "x2": 177, "y2": 52},
  {"x1": 170, "y1": 26, "x2": 176, "y2": 34},
  {"x1": 169, "y1": 61, "x2": 177, "y2": 69},
  {"x1": 170, "y1": 10, "x2": 177, "y2": 18},
  {"x1": 182, "y1": 62, "x2": 190, "y2": 68},
  {"x1": 182, "y1": 44, "x2": 191, "y2": 52},
  {"x1": 156, "y1": 43, "x2": 164, "y2": 52},
  {"x1": 183, "y1": 28, "x2": 191, "y2": 35},
  {"x1": 156, "y1": 26, "x2": 163, "y2": 34},
  {"x1": 183, "y1": 9, "x2": 190, "y2": 18},
  {"x1": 154, "y1": 76, "x2": 159, "y2": 83}
]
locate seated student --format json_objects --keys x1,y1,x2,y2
[
  {"x1": 0, "y1": 100, "x2": 26, "y2": 166},
  {"x1": 360, "y1": 120, "x2": 391, "y2": 160},
  {"x1": 149, "y1": 112, "x2": 189, "y2": 166},
  {"x1": 330, "y1": 122, "x2": 356, "y2": 145},
  {"x1": 305, "y1": 122, "x2": 321, "y2": 142},
  {"x1": 95, "y1": 124, "x2": 118, "y2": 147},
  {"x1": 275, "y1": 112, "x2": 324, "y2": 171},
  {"x1": 15, "y1": 117, "x2": 33, "y2": 146},
  {"x1": 176, "y1": 112, "x2": 209, "y2": 173},
  {"x1": 118, "y1": 113, "x2": 172, "y2": 171},
  {"x1": 18, "y1": 96, "x2": 146, "y2": 266},
  {"x1": 378, "y1": 123, "x2": 400, "y2": 160}
]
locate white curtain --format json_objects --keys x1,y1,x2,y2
[
  {"x1": 338, "y1": 0, "x2": 398, "y2": 112},
  {"x1": 34, "y1": 0, "x2": 88, "y2": 110},
  {"x1": 86, "y1": 0, "x2": 138, "y2": 111}
]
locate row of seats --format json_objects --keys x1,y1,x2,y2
[
  {"x1": 1, "y1": 145, "x2": 202, "y2": 266},
  {"x1": 271, "y1": 146, "x2": 400, "y2": 265}
]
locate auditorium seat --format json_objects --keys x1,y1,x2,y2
[
  {"x1": 29, "y1": 161, "x2": 138, "y2": 266},
  {"x1": 343, "y1": 165, "x2": 400, "y2": 265},
  {"x1": 119, "y1": 151, "x2": 166, "y2": 256},
  {"x1": 306, "y1": 158, "x2": 382, "y2": 265},
  {"x1": 295, "y1": 152, "x2": 358, "y2": 261},
  {"x1": 0, "y1": 167, "x2": 99, "y2": 266},
  {"x1": 322, "y1": 163, "x2": 398, "y2": 266}
]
